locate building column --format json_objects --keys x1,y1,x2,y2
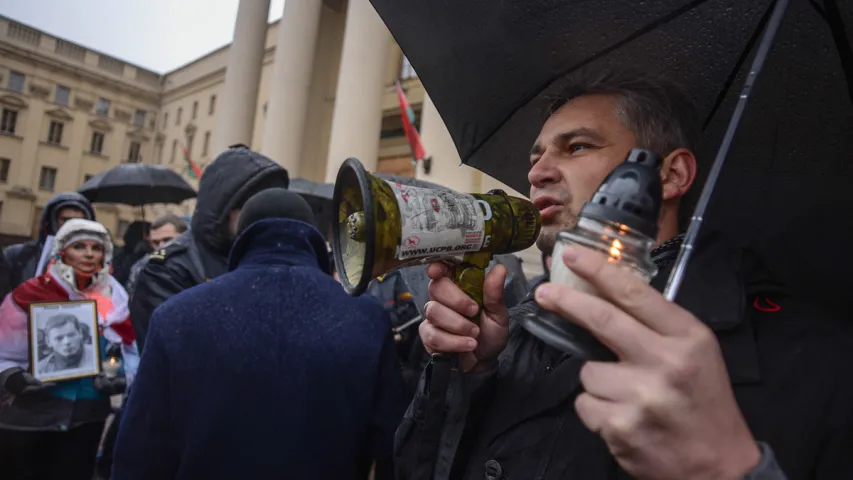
[
  {"x1": 416, "y1": 92, "x2": 478, "y2": 193},
  {"x1": 324, "y1": 0, "x2": 391, "y2": 182},
  {"x1": 260, "y1": 0, "x2": 323, "y2": 173},
  {"x1": 212, "y1": 0, "x2": 271, "y2": 154}
]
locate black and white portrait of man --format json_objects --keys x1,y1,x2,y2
[{"x1": 30, "y1": 302, "x2": 100, "y2": 382}]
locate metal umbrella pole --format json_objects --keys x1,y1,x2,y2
[{"x1": 664, "y1": 0, "x2": 791, "y2": 301}]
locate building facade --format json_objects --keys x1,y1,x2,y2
[
  {"x1": 0, "y1": 0, "x2": 543, "y2": 277},
  {"x1": 0, "y1": 16, "x2": 161, "y2": 246}
]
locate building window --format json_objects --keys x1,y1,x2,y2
[
  {"x1": 400, "y1": 56, "x2": 417, "y2": 80},
  {"x1": 176, "y1": 107, "x2": 182, "y2": 125},
  {"x1": 8, "y1": 71, "x2": 25, "y2": 92},
  {"x1": 203, "y1": 131, "x2": 211, "y2": 156},
  {"x1": 162, "y1": 112, "x2": 168, "y2": 130},
  {"x1": 55, "y1": 85, "x2": 70, "y2": 106},
  {"x1": 171, "y1": 139, "x2": 177, "y2": 163},
  {"x1": 47, "y1": 121, "x2": 64, "y2": 145},
  {"x1": 0, "y1": 158, "x2": 9, "y2": 183},
  {"x1": 133, "y1": 109, "x2": 147, "y2": 127},
  {"x1": 192, "y1": 101, "x2": 198, "y2": 120},
  {"x1": 95, "y1": 97, "x2": 111, "y2": 116},
  {"x1": 90, "y1": 131, "x2": 105, "y2": 154},
  {"x1": 209, "y1": 95, "x2": 216, "y2": 115},
  {"x1": 1, "y1": 109, "x2": 17, "y2": 134},
  {"x1": 128, "y1": 141, "x2": 141, "y2": 162},
  {"x1": 187, "y1": 132, "x2": 195, "y2": 155},
  {"x1": 39, "y1": 167, "x2": 57, "y2": 192}
]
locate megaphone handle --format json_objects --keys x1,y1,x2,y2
[{"x1": 453, "y1": 252, "x2": 494, "y2": 322}]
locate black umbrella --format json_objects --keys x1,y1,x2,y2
[
  {"x1": 289, "y1": 178, "x2": 335, "y2": 236},
  {"x1": 78, "y1": 164, "x2": 196, "y2": 206},
  {"x1": 369, "y1": 0, "x2": 853, "y2": 309}
]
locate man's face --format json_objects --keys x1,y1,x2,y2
[
  {"x1": 55, "y1": 207, "x2": 86, "y2": 231},
  {"x1": 150, "y1": 224, "x2": 180, "y2": 249},
  {"x1": 529, "y1": 94, "x2": 638, "y2": 254},
  {"x1": 47, "y1": 322, "x2": 83, "y2": 358}
]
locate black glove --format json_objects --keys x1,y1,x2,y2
[
  {"x1": 1, "y1": 367, "x2": 55, "y2": 396},
  {"x1": 93, "y1": 373, "x2": 127, "y2": 396}
]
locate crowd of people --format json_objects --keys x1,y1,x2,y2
[{"x1": 0, "y1": 67, "x2": 851, "y2": 480}]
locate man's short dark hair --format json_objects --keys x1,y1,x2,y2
[
  {"x1": 43, "y1": 314, "x2": 81, "y2": 335},
  {"x1": 548, "y1": 68, "x2": 701, "y2": 156},
  {"x1": 152, "y1": 214, "x2": 188, "y2": 233}
]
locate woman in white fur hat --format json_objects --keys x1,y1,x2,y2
[{"x1": 0, "y1": 218, "x2": 139, "y2": 480}]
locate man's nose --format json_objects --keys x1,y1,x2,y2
[{"x1": 528, "y1": 152, "x2": 561, "y2": 188}]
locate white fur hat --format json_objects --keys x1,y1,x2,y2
[{"x1": 52, "y1": 218, "x2": 114, "y2": 264}]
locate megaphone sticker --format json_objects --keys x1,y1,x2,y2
[{"x1": 385, "y1": 181, "x2": 487, "y2": 260}]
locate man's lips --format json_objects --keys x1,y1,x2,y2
[{"x1": 533, "y1": 197, "x2": 563, "y2": 219}]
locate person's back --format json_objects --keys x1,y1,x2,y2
[{"x1": 113, "y1": 189, "x2": 407, "y2": 480}]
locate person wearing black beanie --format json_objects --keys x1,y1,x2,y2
[
  {"x1": 113, "y1": 187, "x2": 408, "y2": 480},
  {"x1": 235, "y1": 187, "x2": 318, "y2": 234}
]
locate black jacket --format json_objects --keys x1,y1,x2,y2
[
  {"x1": 2, "y1": 192, "x2": 95, "y2": 294},
  {"x1": 112, "y1": 221, "x2": 152, "y2": 286},
  {"x1": 129, "y1": 148, "x2": 289, "y2": 351},
  {"x1": 394, "y1": 234, "x2": 853, "y2": 480}
]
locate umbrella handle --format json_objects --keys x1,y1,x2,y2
[{"x1": 663, "y1": 0, "x2": 791, "y2": 301}]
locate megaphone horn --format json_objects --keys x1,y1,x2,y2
[{"x1": 332, "y1": 158, "x2": 542, "y2": 314}]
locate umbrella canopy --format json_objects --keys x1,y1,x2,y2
[
  {"x1": 369, "y1": 0, "x2": 853, "y2": 309},
  {"x1": 78, "y1": 164, "x2": 196, "y2": 206},
  {"x1": 289, "y1": 178, "x2": 335, "y2": 236}
]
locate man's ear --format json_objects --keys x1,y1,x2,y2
[{"x1": 660, "y1": 148, "x2": 697, "y2": 201}]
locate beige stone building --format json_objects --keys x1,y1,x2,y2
[
  {"x1": 0, "y1": 0, "x2": 543, "y2": 277},
  {"x1": 0, "y1": 16, "x2": 161, "y2": 246}
]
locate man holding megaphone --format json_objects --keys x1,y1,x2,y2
[{"x1": 393, "y1": 68, "x2": 853, "y2": 480}]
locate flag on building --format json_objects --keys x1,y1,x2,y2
[
  {"x1": 179, "y1": 141, "x2": 203, "y2": 179},
  {"x1": 395, "y1": 79, "x2": 427, "y2": 165}
]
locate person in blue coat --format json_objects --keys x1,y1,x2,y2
[{"x1": 112, "y1": 188, "x2": 407, "y2": 479}]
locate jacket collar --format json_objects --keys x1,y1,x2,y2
[{"x1": 227, "y1": 219, "x2": 331, "y2": 274}]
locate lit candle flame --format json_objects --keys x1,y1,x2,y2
[
  {"x1": 109, "y1": 357, "x2": 117, "y2": 365},
  {"x1": 609, "y1": 239, "x2": 623, "y2": 260}
]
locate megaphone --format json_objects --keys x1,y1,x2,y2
[{"x1": 332, "y1": 157, "x2": 542, "y2": 311}]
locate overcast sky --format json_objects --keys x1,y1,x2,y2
[{"x1": 0, "y1": 0, "x2": 286, "y2": 73}]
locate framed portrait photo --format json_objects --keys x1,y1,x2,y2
[{"x1": 28, "y1": 300, "x2": 101, "y2": 383}]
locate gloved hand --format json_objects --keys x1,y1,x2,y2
[
  {"x1": 1, "y1": 367, "x2": 55, "y2": 396},
  {"x1": 93, "y1": 373, "x2": 127, "y2": 396}
]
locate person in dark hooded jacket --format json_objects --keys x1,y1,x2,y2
[
  {"x1": 112, "y1": 188, "x2": 407, "y2": 480},
  {"x1": 129, "y1": 144, "x2": 289, "y2": 351},
  {"x1": 111, "y1": 221, "x2": 152, "y2": 286},
  {"x1": 2, "y1": 192, "x2": 96, "y2": 294}
]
